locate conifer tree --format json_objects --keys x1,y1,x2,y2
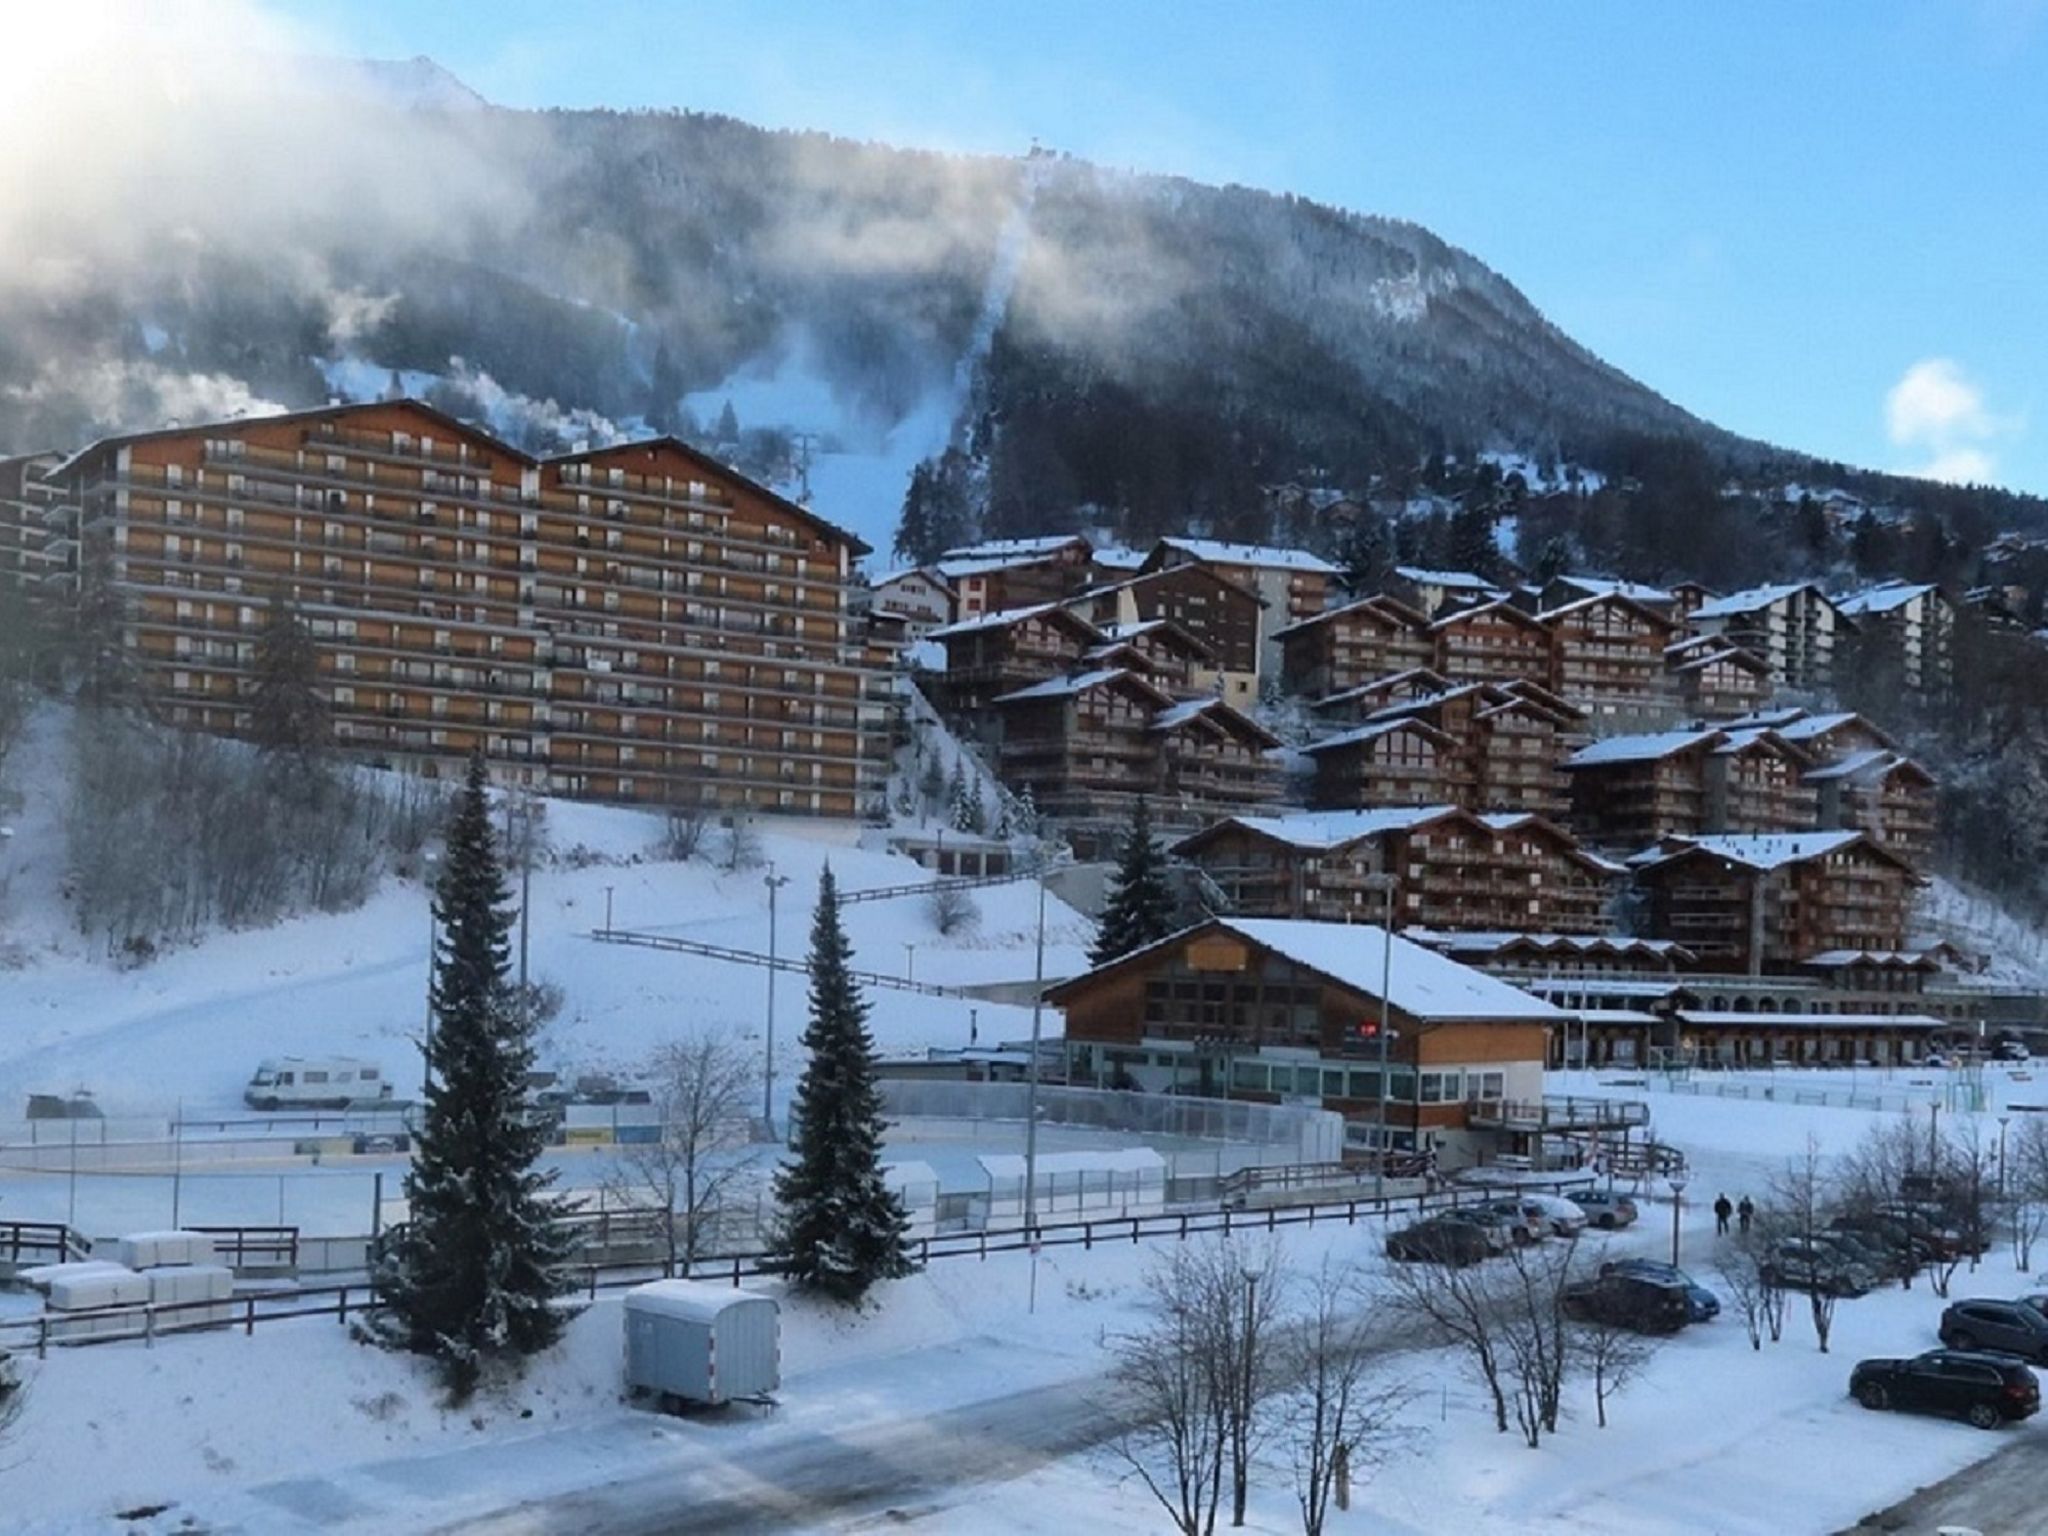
[
  {"x1": 250, "y1": 594, "x2": 330, "y2": 762},
  {"x1": 373, "y1": 754, "x2": 577, "y2": 1399},
  {"x1": 1090, "y1": 796, "x2": 1179, "y2": 966},
  {"x1": 773, "y1": 868, "x2": 914, "y2": 1303}
]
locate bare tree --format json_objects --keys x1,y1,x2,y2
[
  {"x1": 1941, "y1": 1120, "x2": 1996, "y2": 1279},
  {"x1": 1222, "y1": 1238, "x2": 1284, "y2": 1527},
  {"x1": 1771, "y1": 1137, "x2": 1844, "y2": 1352},
  {"x1": 926, "y1": 880, "x2": 979, "y2": 936},
  {"x1": 1106, "y1": 1242, "x2": 1234, "y2": 1536},
  {"x1": 1495, "y1": 1237, "x2": 1579, "y2": 1446},
  {"x1": 1382, "y1": 1248, "x2": 1510, "y2": 1435},
  {"x1": 603, "y1": 1033, "x2": 759, "y2": 1272},
  {"x1": 2009, "y1": 1116, "x2": 2048, "y2": 1273},
  {"x1": 1836, "y1": 1112, "x2": 1929, "y2": 1289},
  {"x1": 659, "y1": 799, "x2": 711, "y2": 862},
  {"x1": 0, "y1": 1349, "x2": 21, "y2": 1443},
  {"x1": 1279, "y1": 1261, "x2": 1410, "y2": 1536},
  {"x1": 1571, "y1": 1302, "x2": 1663, "y2": 1428},
  {"x1": 1716, "y1": 1246, "x2": 1769, "y2": 1352}
]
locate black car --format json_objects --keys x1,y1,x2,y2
[
  {"x1": 1386, "y1": 1218, "x2": 1489, "y2": 1267},
  {"x1": 1600, "y1": 1258, "x2": 1721, "y2": 1322},
  {"x1": 1562, "y1": 1273, "x2": 1691, "y2": 1334},
  {"x1": 1940, "y1": 1299, "x2": 2048, "y2": 1364},
  {"x1": 1832, "y1": 1212, "x2": 1937, "y2": 1267},
  {"x1": 1850, "y1": 1350, "x2": 2040, "y2": 1429}
]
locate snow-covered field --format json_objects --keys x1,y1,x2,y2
[{"x1": 0, "y1": 724, "x2": 1089, "y2": 1120}]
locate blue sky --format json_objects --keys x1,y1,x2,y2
[{"x1": 277, "y1": 0, "x2": 2048, "y2": 494}]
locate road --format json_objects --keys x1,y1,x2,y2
[
  {"x1": 181, "y1": 1350, "x2": 1136, "y2": 1536},
  {"x1": 1838, "y1": 1424, "x2": 2048, "y2": 1535},
  {"x1": 430, "y1": 1374, "x2": 1133, "y2": 1535}
]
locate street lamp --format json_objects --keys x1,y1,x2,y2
[
  {"x1": 762, "y1": 863, "x2": 790, "y2": 1134},
  {"x1": 1669, "y1": 1172, "x2": 1690, "y2": 1267},
  {"x1": 903, "y1": 942, "x2": 917, "y2": 984},
  {"x1": 1358, "y1": 873, "x2": 1399, "y2": 1202},
  {"x1": 603, "y1": 883, "x2": 616, "y2": 933},
  {"x1": 1240, "y1": 1267, "x2": 1263, "y2": 1454},
  {"x1": 2000, "y1": 1115, "x2": 2012, "y2": 1200},
  {"x1": 420, "y1": 851, "x2": 440, "y2": 1100}
]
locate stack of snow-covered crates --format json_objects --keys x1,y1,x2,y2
[
  {"x1": 116, "y1": 1231, "x2": 236, "y2": 1333},
  {"x1": 19, "y1": 1231, "x2": 235, "y2": 1341}
]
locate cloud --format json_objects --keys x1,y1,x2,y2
[{"x1": 1884, "y1": 357, "x2": 2021, "y2": 485}]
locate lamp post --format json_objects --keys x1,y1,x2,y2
[
  {"x1": 762, "y1": 863, "x2": 790, "y2": 1134},
  {"x1": 1240, "y1": 1266, "x2": 1262, "y2": 1475},
  {"x1": 420, "y1": 851, "x2": 440, "y2": 1100},
  {"x1": 1669, "y1": 1172, "x2": 1690, "y2": 1267},
  {"x1": 1999, "y1": 1114, "x2": 2012, "y2": 1200},
  {"x1": 1024, "y1": 849, "x2": 1055, "y2": 1310},
  {"x1": 903, "y1": 942, "x2": 917, "y2": 984},
  {"x1": 1360, "y1": 873, "x2": 1399, "y2": 1202},
  {"x1": 603, "y1": 883, "x2": 615, "y2": 933}
]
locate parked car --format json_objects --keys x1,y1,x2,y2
[
  {"x1": 1761, "y1": 1240, "x2": 1873, "y2": 1297},
  {"x1": 1571, "y1": 1189, "x2": 1640, "y2": 1230},
  {"x1": 1562, "y1": 1273, "x2": 1691, "y2": 1334},
  {"x1": 1832, "y1": 1212, "x2": 1938, "y2": 1267},
  {"x1": 1432, "y1": 1208, "x2": 1514, "y2": 1255},
  {"x1": 1940, "y1": 1299, "x2": 2048, "y2": 1364},
  {"x1": 1386, "y1": 1218, "x2": 1491, "y2": 1267},
  {"x1": 1519, "y1": 1193, "x2": 1590, "y2": 1238},
  {"x1": 2020, "y1": 1293, "x2": 2048, "y2": 1321},
  {"x1": 1880, "y1": 1201, "x2": 1987, "y2": 1260},
  {"x1": 1993, "y1": 1037, "x2": 2031, "y2": 1063},
  {"x1": 1600, "y1": 1259, "x2": 1721, "y2": 1321},
  {"x1": 1812, "y1": 1228, "x2": 1904, "y2": 1281},
  {"x1": 1850, "y1": 1350, "x2": 2040, "y2": 1429},
  {"x1": 1467, "y1": 1199, "x2": 1545, "y2": 1245}
]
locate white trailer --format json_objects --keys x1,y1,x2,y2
[
  {"x1": 623, "y1": 1280, "x2": 780, "y2": 1410},
  {"x1": 244, "y1": 1057, "x2": 394, "y2": 1110}
]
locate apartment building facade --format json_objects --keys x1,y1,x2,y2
[
  {"x1": 1145, "y1": 537, "x2": 1337, "y2": 676},
  {"x1": 1686, "y1": 581, "x2": 1849, "y2": 691},
  {"x1": 52, "y1": 401, "x2": 888, "y2": 816},
  {"x1": 1631, "y1": 831, "x2": 1920, "y2": 975},
  {"x1": 1274, "y1": 594, "x2": 1435, "y2": 700},
  {"x1": 0, "y1": 451, "x2": 65, "y2": 597},
  {"x1": 1064, "y1": 565, "x2": 1263, "y2": 703},
  {"x1": 1537, "y1": 592, "x2": 1678, "y2": 722},
  {"x1": 1834, "y1": 581, "x2": 1955, "y2": 695}
]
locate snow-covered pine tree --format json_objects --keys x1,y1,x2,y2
[
  {"x1": 1090, "y1": 796, "x2": 1179, "y2": 967},
  {"x1": 947, "y1": 760, "x2": 971, "y2": 831},
  {"x1": 1015, "y1": 783, "x2": 1040, "y2": 841},
  {"x1": 250, "y1": 594, "x2": 331, "y2": 762},
  {"x1": 958, "y1": 777, "x2": 987, "y2": 835},
  {"x1": 772, "y1": 867, "x2": 915, "y2": 1303},
  {"x1": 372, "y1": 754, "x2": 578, "y2": 1399}
]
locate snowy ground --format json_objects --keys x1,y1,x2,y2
[
  {"x1": 5, "y1": 1080, "x2": 2045, "y2": 1532},
  {"x1": 0, "y1": 717, "x2": 1091, "y2": 1120}
]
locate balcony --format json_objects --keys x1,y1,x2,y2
[{"x1": 1466, "y1": 1096, "x2": 1650, "y2": 1132}]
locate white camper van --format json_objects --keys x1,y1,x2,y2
[{"x1": 244, "y1": 1057, "x2": 394, "y2": 1111}]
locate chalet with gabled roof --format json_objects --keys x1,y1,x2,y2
[{"x1": 1274, "y1": 593, "x2": 1434, "y2": 699}]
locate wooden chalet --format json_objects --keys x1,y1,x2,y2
[
  {"x1": 1630, "y1": 830, "x2": 1921, "y2": 975},
  {"x1": 1045, "y1": 915, "x2": 1569, "y2": 1163},
  {"x1": 1302, "y1": 717, "x2": 1459, "y2": 809},
  {"x1": 928, "y1": 602, "x2": 1105, "y2": 717},
  {"x1": 1274, "y1": 594, "x2": 1434, "y2": 699},
  {"x1": 1705, "y1": 728, "x2": 1818, "y2": 833},
  {"x1": 934, "y1": 535, "x2": 1095, "y2": 618},
  {"x1": 1429, "y1": 598, "x2": 1554, "y2": 685},
  {"x1": 1172, "y1": 806, "x2": 1612, "y2": 936},
  {"x1": 1805, "y1": 750, "x2": 1938, "y2": 867},
  {"x1": 1304, "y1": 667, "x2": 1451, "y2": 726},
  {"x1": 1537, "y1": 591, "x2": 1678, "y2": 723},
  {"x1": 1562, "y1": 728, "x2": 1726, "y2": 848},
  {"x1": 1664, "y1": 633, "x2": 1773, "y2": 718},
  {"x1": 1065, "y1": 565, "x2": 1263, "y2": 704}
]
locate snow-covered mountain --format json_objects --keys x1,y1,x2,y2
[{"x1": 2, "y1": 58, "x2": 2040, "y2": 559}]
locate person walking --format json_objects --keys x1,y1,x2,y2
[
  {"x1": 1737, "y1": 1195, "x2": 1754, "y2": 1234},
  {"x1": 1714, "y1": 1193, "x2": 1734, "y2": 1236}
]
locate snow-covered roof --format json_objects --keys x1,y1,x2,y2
[
  {"x1": 1802, "y1": 949, "x2": 1938, "y2": 969},
  {"x1": 1300, "y1": 716, "x2": 1454, "y2": 754},
  {"x1": 1407, "y1": 929, "x2": 1690, "y2": 962},
  {"x1": 991, "y1": 667, "x2": 1136, "y2": 703},
  {"x1": 1429, "y1": 598, "x2": 1545, "y2": 632},
  {"x1": 943, "y1": 535, "x2": 1089, "y2": 558},
  {"x1": 1550, "y1": 575, "x2": 1675, "y2": 605},
  {"x1": 926, "y1": 601, "x2": 1069, "y2": 639},
  {"x1": 871, "y1": 566, "x2": 950, "y2": 590},
  {"x1": 1564, "y1": 729, "x2": 1723, "y2": 768},
  {"x1": 1772, "y1": 711, "x2": 1864, "y2": 743},
  {"x1": 1157, "y1": 537, "x2": 1339, "y2": 574},
  {"x1": 624, "y1": 1279, "x2": 775, "y2": 1323},
  {"x1": 1709, "y1": 726, "x2": 1802, "y2": 759},
  {"x1": 1638, "y1": 830, "x2": 1867, "y2": 872},
  {"x1": 1147, "y1": 698, "x2": 1280, "y2": 745},
  {"x1": 1836, "y1": 582, "x2": 1939, "y2": 617},
  {"x1": 1394, "y1": 566, "x2": 1503, "y2": 593},
  {"x1": 1181, "y1": 806, "x2": 1464, "y2": 851},
  {"x1": 1218, "y1": 918, "x2": 1565, "y2": 1021},
  {"x1": 1690, "y1": 581, "x2": 1825, "y2": 620},
  {"x1": 1091, "y1": 545, "x2": 1149, "y2": 572},
  {"x1": 1308, "y1": 668, "x2": 1451, "y2": 710},
  {"x1": 1672, "y1": 1010, "x2": 1945, "y2": 1031},
  {"x1": 1270, "y1": 592, "x2": 1428, "y2": 640},
  {"x1": 1536, "y1": 591, "x2": 1676, "y2": 626},
  {"x1": 1803, "y1": 748, "x2": 1926, "y2": 784}
]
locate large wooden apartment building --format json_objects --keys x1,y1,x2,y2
[
  {"x1": 1174, "y1": 805, "x2": 1613, "y2": 935},
  {"x1": 0, "y1": 451, "x2": 66, "y2": 598},
  {"x1": 1273, "y1": 594, "x2": 1434, "y2": 699},
  {"x1": 1304, "y1": 680, "x2": 1580, "y2": 818},
  {"x1": 49, "y1": 400, "x2": 889, "y2": 815},
  {"x1": 1630, "y1": 831, "x2": 1920, "y2": 975},
  {"x1": 1535, "y1": 591, "x2": 1678, "y2": 723}
]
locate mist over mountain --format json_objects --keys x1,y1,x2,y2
[{"x1": 1, "y1": 49, "x2": 2039, "y2": 565}]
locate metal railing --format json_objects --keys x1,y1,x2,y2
[
  {"x1": 591, "y1": 927, "x2": 969, "y2": 998},
  {"x1": 0, "y1": 1176, "x2": 1594, "y2": 1360}
]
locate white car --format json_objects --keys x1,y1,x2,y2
[{"x1": 1518, "y1": 1193, "x2": 1589, "y2": 1238}]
